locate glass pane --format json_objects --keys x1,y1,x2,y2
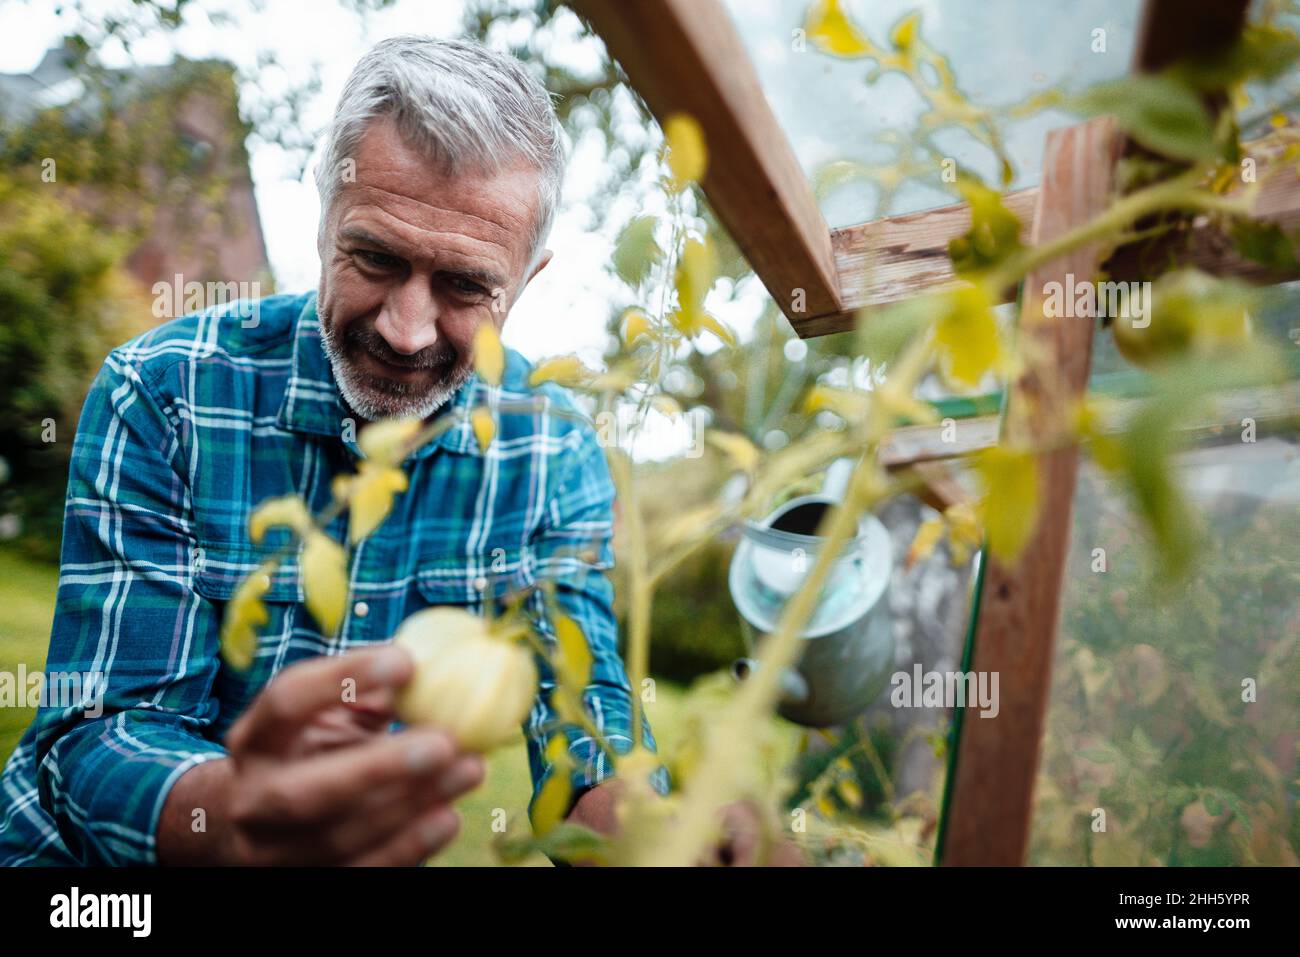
[
  {"x1": 720, "y1": 0, "x2": 1141, "y2": 226},
  {"x1": 1028, "y1": 429, "x2": 1300, "y2": 865}
]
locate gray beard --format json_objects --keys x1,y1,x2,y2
[{"x1": 319, "y1": 319, "x2": 473, "y2": 421}]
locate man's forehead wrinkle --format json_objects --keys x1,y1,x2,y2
[{"x1": 347, "y1": 180, "x2": 531, "y2": 237}]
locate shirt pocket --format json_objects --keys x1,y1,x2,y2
[
  {"x1": 192, "y1": 544, "x2": 307, "y2": 718},
  {"x1": 192, "y1": 543, "x2": 304, "y2": 604},
  {"x1": 415, "y1": 549, "x2": 535, "y2": 610},
  {"x1": 193, "y1": 543, "x2": 304, "y2": 653}
]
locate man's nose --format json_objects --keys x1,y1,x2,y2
[{"x1": 373, "y1": 282, "x2": 440, "y2": 355}]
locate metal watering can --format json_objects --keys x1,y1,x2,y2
[{"x1": 728, "y1": 463, "x2": 894, "y2": 727}]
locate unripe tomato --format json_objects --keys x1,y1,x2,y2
[
  {"x1": 393, "y1": 607, "x2": 538, "y2": 753},
  {"x1": 1113, "y1": 268, "x2": 1252, "y2": 368}
]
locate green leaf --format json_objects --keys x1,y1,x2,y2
[
  {"x1": 497, "y1": 822, "x2": 608, "y2": 865},
  {"x1": 1072, "y1": 74, "x2": 1215, "y2": 162},
  {"x1": 1230, "y1": 220, "x2": 1298, "y2": 273},
  {"x1": 612, "y1": 215, "x2": 662, "y2": 288},
  {"x1": 1172, "y1": 24, "x2": 1300, "y2": 90}
]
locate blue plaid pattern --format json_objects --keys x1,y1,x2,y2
[{"x1": 0, "y1": 290, "x2": 659, "y2": 866}]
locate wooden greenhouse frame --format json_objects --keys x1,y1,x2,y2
[{"x1": 571, "y1": 0, "x2": 1298, "y2": 864}]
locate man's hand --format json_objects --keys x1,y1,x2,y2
[
  {"x1": 158, "y1": 645, "x2": 485, "y2": 866},
  {"x1": 567, "y1": 782, "x2": 804, "y2": 866},
  {"x1": 697, "y1": 800, "x2": 805, "y2": 867}
]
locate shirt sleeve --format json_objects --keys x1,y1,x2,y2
[
  {"x1": 523, "y1": 425, "x2": 670, "y2": 820},
  {"x1": 31, "y1": 352, "x2": 228, "y2": 866}
]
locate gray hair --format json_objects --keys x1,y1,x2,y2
[{"x1": 315, "y1": 35, "x2": 566, "y2": 272}]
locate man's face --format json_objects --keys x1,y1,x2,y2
[{"x1": 317, "y1": 115, "x2": 550, "y2": 422}]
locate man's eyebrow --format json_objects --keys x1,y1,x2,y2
[
  {"x1": 340, "y1": 225, "x2": 508, "y2": 289},
  {"x1": 447, "y1": 266, "x2": 508, "y2": 290},
  {"x1": 338, "y1": 226, "x2": 402, "y2": 254}
]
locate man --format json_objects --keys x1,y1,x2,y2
[{"x1": 0, "y1": 35, "x2": 661, "y2": 866}]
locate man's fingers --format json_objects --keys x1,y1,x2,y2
[
  {"x1": 315, "y1": 754, "x2": 485, "y2": 861},
  {"x1": 234, "y1": 727, "x2": 457, "y2": 828},
  {"x1": 228, "y1": 645, "x2": 412, "y2": 755},
  {"x1": 349, "y1": 806, "x2": 462, "y2": 866}
]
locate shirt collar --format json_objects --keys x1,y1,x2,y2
[{"x1": 277, "y1": 292, "x2": 482, "y2": 458}]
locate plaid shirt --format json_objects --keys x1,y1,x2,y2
[{"x1": 0, "y1": 290, "x2": 660, "y2": 866}]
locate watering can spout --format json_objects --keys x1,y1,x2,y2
[{"x1": 730, "y1": 657, "x2": 810, "y2": 707}]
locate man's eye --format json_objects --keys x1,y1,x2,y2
[
  {"x1": 356, "y1": 250, "x2": 399, "y2": 270},
  {"x1": 449, "y1": 276, "x2": 489, "y2": 296}
]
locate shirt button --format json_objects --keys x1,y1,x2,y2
[
  {"x1": 473, "y1": 577, "x2": 488, "y2": 592},
  {"x1": 353, "y1": 601, "x2": 370, "y2": 618}
]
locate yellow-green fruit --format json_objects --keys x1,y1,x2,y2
[
  {"x1": 393, "y1": 607, "x2": 538, "y2": 753},
  {"x1": 1113, "y1": 268, "x2": 1252, "y2": 368}
]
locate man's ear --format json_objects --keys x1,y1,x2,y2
[{"x1": 525, "y1": 248, "x2": 553, "y2": 284}]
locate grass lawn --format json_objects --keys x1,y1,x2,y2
[{"x1": 0, "y1": 549, "x2": 58, "y2": 763}]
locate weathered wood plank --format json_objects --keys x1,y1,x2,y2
[
  {"x1": 798, "y1": 129, "x2": 1300, "y2": 339},
  {"x1": 939, "y1": 116, "x2": 1121, "y2": 867}
]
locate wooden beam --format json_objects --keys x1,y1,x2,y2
[
  {"x1": 571, "y1": 0, "x2": 842, "y2": 321},
  {"x1": 876, "y1": 380, "x2": 1300, "y2": 472},
  {"x1": 796, "y1": 126, "x2": 1300, "y2": 338},
  {"x1": 789, "y1": 190, "x2": 1039, "y2": 339},
  {"x1": 940, "y1": 116, "x2": 1121, "y2": 867},
  {"x1": 879, "y1": 415, "x2": 1000, "y2": 468},
  {"x1": 1106, "y1": 130, "x2": 1300, "y2": 284},
  {"x1": 907, "y1": 461, "x2": 971, "y2": 514},
  {"x1": 1130, "y1": 0, "x2": 1250, "y2": 73}
]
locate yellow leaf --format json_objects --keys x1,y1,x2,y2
[
  {"x1": 649, "y1": 394, "x2": 681, "y2": 419},
  {"x1": 890, "y1": 11, "x2": 919, "y2": 52},
  {"x1": 529, "y1": 355, "x2": 593, "y2": 388},
  {"x1": 302, "y1": 531, "x2": 348, "y2": 635},
  {"x1": 676, "y1": 236, "x2": 716, "y2": 311},
  {"x1": 554, "y1": 613, "x2": 593, "y2": 695},
  {"x1": 1074, "y1": 398, "x2": 1125, "y2": 473},
  {"x1": 697, "y1": 313, "x2": 737, "y2": 347},
  {"x1": 874, "y1": 379, "x2": 940, "y2": 425},
  {"x1": 906, "y1": 517, "x2": 944, "y2": 568},
  {"x1": 620, "y1": 308, "x2": 654, "y2": 347},
  {"x1": 532, "y1": 737, "x2": 575, "y2": 837},
  {"x1": 706, "y1": 430, "x2": 760, "y2": 473},
  {"x1": 249, "y1": 495, "x2": 312, "y2": 544},
  {"x1": 973, "y1": 445, "x2": 1039, "y2": 563},
  {"x1": 331, "y1": 474, "x2": 353, "y2": 502},
  {"x1": 663, "y1": 113, "x2": 707, "y2": 190},
  {"x1": 803, "y1": 384, "x2": 869, "y2": 420},
  {"x1": 666, "y1": 303, "x2": 701, "y2": 340},
  {"x1": 357, "y1": 418, "x2": 421, "y2": 466},
  {"x1": 948, "y1": 177, "x2": 1024, "y2": 276},
  {"x1": 473, "y1": 323, "x2": 505, "y2": 386},
  {"x1": 836, "y1": 776, "x2": 863, "y2": 807},
  {"x1": 805, "y1": 0, "x2": 874, "y2": 57},
  {"x1": 944, "y1": 501, "x2": 983, "y2": 565},
  {"x1": 589, "y1": 363, "x2": 637, "y2": 393},
  {"x1": 933, "y1": 283, "x2": 1001, "y2": 389},
  {"x1": 219, "y1": 561, "x2": 275, "y2": 671},
  {"x1": 471, "y1": 407, "x2": 496, "y2": 451},
  {"x1": 347, "y1": 462, "x2": 409, "y2": 544}
]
